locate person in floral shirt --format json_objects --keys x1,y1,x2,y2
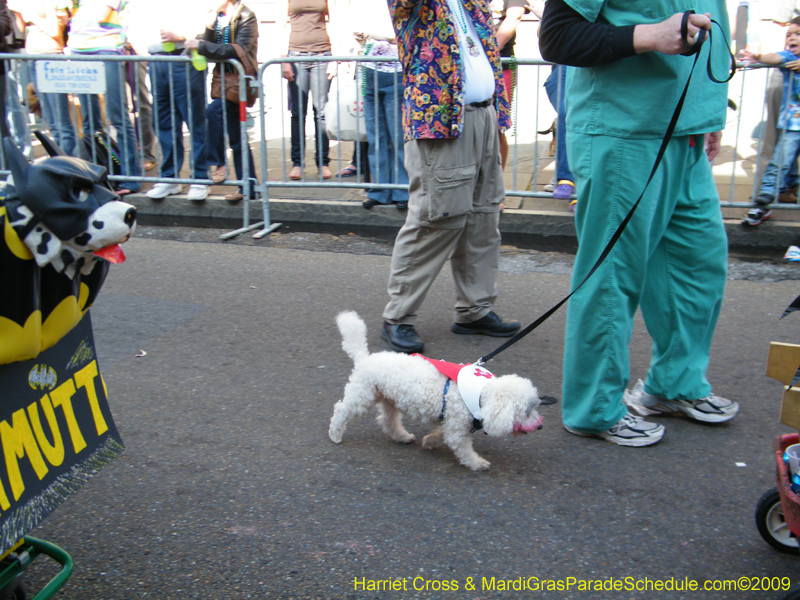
[{"x1": 379, "y1": 0, "x2": 519, "y2": 354}]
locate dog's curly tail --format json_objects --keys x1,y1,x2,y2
[{"x1": 336, "y1": 311, "x2": 370, "y2": 364}]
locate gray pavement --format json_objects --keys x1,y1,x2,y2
[{"x1": 19, "y1": 226, "x2": 800, "y2": 599}]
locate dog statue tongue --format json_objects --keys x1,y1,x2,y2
[{"x1": 93, "y1": 244, "x2": 126, "y2": 264}]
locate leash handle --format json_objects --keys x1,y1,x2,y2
[
  {"x1": 680, "y1": 10, "x2": 707, "y2": 56},
  {"x1": 680, "y1": 11, "x2": 736, "y2": 82}
]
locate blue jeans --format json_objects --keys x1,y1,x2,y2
[
  {"x1": 207, "y1": 98, "x2": 256, "y2": 197},
  {"x1": 288, "y1": 51, "x2": 331, "y2": 168},
  {"x1": 31, "y1": 55, "x2": 76, "y2": 155},
  {"x1": 152, "y1": 60, "x2": 207, "y2": 179},
  {"x1": 758, "y1": 129, "x2": 800, "y2": 203},
  {"x1": 363, "y1": 68, "x2": 408, "y2": 204},
  {"x1": 544, "y1": 65, "x2": 573, "y2": 184},
  {"x1": 78, "y1": 52, "x2": 141, "y2": 192},
  {"x1": 39, "y1": 91, "x2": 76, "y2": 156},
  {"x1": 6, "y1": 57, "x2": 31, "y2": 159}
]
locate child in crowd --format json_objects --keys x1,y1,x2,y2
[{"x1": 742, "y1": 17, "x2": 800, "y2": 227}]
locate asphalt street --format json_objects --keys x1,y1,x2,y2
[{"x1": 20, "y1": 226, "x2": 800, "y2": 599}]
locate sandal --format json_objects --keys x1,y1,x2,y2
[
  {"x1": 289, "y1": 166, "x2": 302, "y2": 180},
  {"x1": 209, "y1": 165, "x2": 227, "y2": 183},
  {"x1": 225, "y1": 192, "x2": 244, "y2": 202},
  {"x1": 337, "y1": 164, "x2": 358, "y2": 177},
  {"x1": 553, "y1": 180, "x2": 576, "y2": 200}
]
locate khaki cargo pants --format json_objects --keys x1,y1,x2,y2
[{"x1": 383, "y1": 104, "x2": 505, "y2": 325}]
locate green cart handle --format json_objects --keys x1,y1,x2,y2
[
  {"x1": 24, "y1": 537, "x2": 73, "y2": 600},
  {"x1": 0, "y1": 537, "x2": 73, "y2": 600}
]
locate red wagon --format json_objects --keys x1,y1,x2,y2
[{"x1": 755, "y1": 433, "x2": 800, "y2": 554}]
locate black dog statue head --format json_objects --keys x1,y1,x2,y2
[
  {"x1": 0, "y1": 132, "x2": 137, "y2": 364},
  {"x1": 3, "y1": 132, "x2": 136, "y2": 276},
  {"x1": 4, "y1": 133, "x2": 133, "y2": 240}
]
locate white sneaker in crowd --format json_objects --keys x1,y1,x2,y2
[
  {"x1": 146, "y1": 183, "x2": 182, "y2": 199},
  {"x1": 187, "y1": 184, "x2": 209, "y2": 202}
]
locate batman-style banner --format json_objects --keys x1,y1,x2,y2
[{"x1": 0, "y1": 312, "x2": 123, "y2": 554}]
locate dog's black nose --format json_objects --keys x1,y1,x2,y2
[{"x1": 537, "y1": 423, "x2": 543, "y2": 430}]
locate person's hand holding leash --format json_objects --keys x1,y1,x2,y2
[{"x1": 634, "y1": 11, "x2": 711, "y2": 55}]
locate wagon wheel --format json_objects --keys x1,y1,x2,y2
[{"x1": 755, "y1": 487, "x2": 800, "y2": 555}]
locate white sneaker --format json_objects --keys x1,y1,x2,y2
[
  {"x1": 187, "y1": 184, "x2": 209, "y2": 202},
  {"x1": 146, "y1": 183, "x2": 182, "y2": 199},
  {"x1": 544, "y1": 178, "x2": 556, "y2": 193},
  {"x1": 564, "y1": 413, "x2": 665, "y2": 447},
  {"x1": 640, "y1": 392, "x2": 739, "y2": 423}
]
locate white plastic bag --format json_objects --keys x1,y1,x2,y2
[{"x1": 324, "y1": 77, "x2": 367, "y2": 142}]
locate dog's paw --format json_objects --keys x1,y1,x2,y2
[
  {"x1": 464, "y1": 457, "x2": 491, "y2": 471},
  {"x1": 421, "y1": 431, "x2": 442, "y2": 449},
  {"x1": 394, "y1": 432, "x2": 416, "y2": 444},
  {"x1": 329, "y1": 428, "x2": 343, "y2": 444}
]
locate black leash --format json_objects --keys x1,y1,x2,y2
[{"x1": 477, "y1": 13, "x2": 735, "y2": 366}]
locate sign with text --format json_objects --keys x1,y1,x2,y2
[
  {"x1": 35, "y1": 60, "x2": 106, "y2": 94},
  {"x1": 0, "y1": 312, "x2": 123, "y2": 554}
]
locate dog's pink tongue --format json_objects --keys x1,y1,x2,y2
[
  {"x1": 93, "y1": 244, "x2": 126, "y2": 264},
  {"x1": 514, "y1": 416, "x2": 544, "y2": 434}
]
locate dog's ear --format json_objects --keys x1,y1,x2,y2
[
  {"x1": 479, "y1": 380, "x2": 516, "y2": 437},
  {"x1": 34, "y1": 130, "x2": 68, "y2": 157}
]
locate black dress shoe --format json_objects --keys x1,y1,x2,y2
[
  {"x1": 381, "y1": 321, "x2": 424, "y2": 353},
  {"x1": 451, "y1": 311, "x2": 521, "y2": 337},
  {"x1": 362, "y1": 199, "x2": 381, "y2": 209},
  {"x1": 395, "y1": 201, "x2": 408, "y2": 210}
]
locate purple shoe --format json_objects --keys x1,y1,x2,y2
[{"x1": 552, "y1": 180, "x2": 576, "y2": 199}]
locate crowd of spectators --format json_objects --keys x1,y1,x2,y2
[
  {"x1": 0, "y1": 0, "x2": 575, "y2": 207},
  {"x1": 2, "y1": 0, "x2": 262, "y2": 200}
]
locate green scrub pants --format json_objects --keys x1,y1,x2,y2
[{"x1": 562, "y1": 132, "x2": 728, "y2": 433}]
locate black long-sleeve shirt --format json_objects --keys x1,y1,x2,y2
[{"x1": 538, "y1": 0, "x2": 636, "y2": 67}]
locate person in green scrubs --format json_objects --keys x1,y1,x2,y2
[{"x1": 539, "y1": 0, "x2": 739, "y2": 447}]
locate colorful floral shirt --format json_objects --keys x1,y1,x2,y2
[{"x1": 389, "y1": 0, "x2": 512, "y2": 140}]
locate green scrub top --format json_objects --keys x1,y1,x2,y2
[{"x1": 564, "y1": 0, "x2": 731, "y2": 139}]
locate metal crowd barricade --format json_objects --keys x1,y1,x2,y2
[
  {"x1": 250, "y1": 55, "x2": 563, "y2": 240},
  {"x1": 252, "y1": 54, "x2": 407, "y2": 239},
  {"x1": 251, "y1": 56, "x2": 614, "y2": 224},
  {"x1": 728, "y1": 63, "x2": 800, "y2": 210},
  {"x1": 0, "y1": 52, "x2": 260, "y2": 234},
  {"x1": 4, "y1": 51, "x2": 800, "y2": 241}
]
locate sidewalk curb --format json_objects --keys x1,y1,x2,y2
[{"x1": 124, "y1": 194, "x2": 800, "y2": 251}]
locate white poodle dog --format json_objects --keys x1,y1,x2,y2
[{"x1": 329, "y1": 311, "x2": 543, "y2": 471}]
